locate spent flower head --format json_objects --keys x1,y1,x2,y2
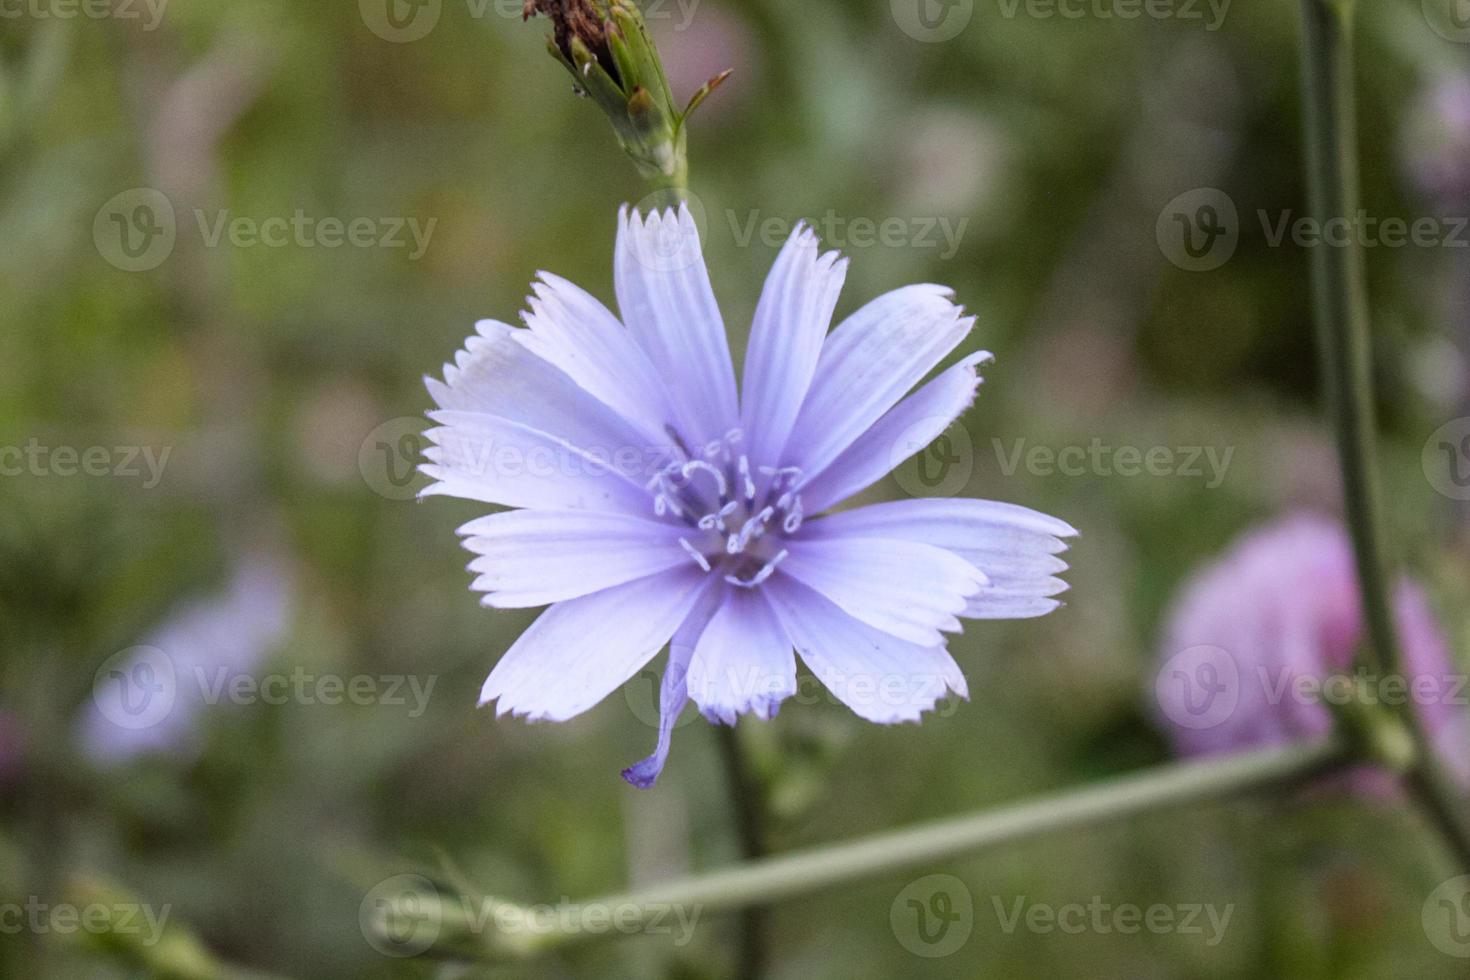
[{"x1": 524, "y1": 0, "x2": 729, "y2": 190}]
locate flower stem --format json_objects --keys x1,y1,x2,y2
[
  {"x1": 406, "y1": 739, "x2": 1344, "y2": 961},
  {"x1": 714, "y1": 726, "x2": 768, "y2": 980},
  {"x1": 1296, "y1": 0, "x2": 1470, "y2": 868}
]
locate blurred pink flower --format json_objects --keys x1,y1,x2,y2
[
  {"x1": 1402, "y1": 75, "x2": 1470, "y2": 207},
  {"x1": 1153, "y1": 514, "x2": 1469, "y2": 794},
  {"x1": 651, "y1": 7, "x2": 754, "y2": 120}
]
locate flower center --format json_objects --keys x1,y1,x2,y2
[{"x1": 647, "y1": 429, "x2": 805, "y2": 589}]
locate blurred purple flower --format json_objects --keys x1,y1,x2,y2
[
  {"x1": 80, "y1": 554, "x2": 293, "y2": 766},
  {"x1": 1154, "y1": 514, "x2": 1469, "y2": 793},
  {"x1": 422, "y1": 205, "x2": 1076, "y2": 787}
]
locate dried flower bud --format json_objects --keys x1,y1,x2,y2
[{"x1": 523, "y1": 0, "x2": 730, "y2": 193}]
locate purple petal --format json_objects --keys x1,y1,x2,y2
[
  {"x1": 622, "y1": 584, "x2": 726, "y2": 788},
  {"x1": 782, "y1": 284, "x2": 973, "y2": 479},
  {"x1": 779, "y1": 537, "x2": 986, "y2": 646},
  {"x1": 421, "y1": 411, "x2": 653, "y2": 513},
  {"x1": 480, "y1": 567, "x2": 713, "y2": 723},
  {"x1": 518, "y1": 273, "x2": 676, "y2": 447},
  {"x1": 688, "y1": 586, "x2": 796, "y2": 724},
  {"x1": 426, "y1": 319, "x2": 651, "y2": 455},
  {"x1": 802, "y1": 498, "x2": 1076, "y2": 620},
  {"x1": 765, "y1": 577, "x2": 967, "y2": 723},
  {"x1": 615, "y1": 205, "x2": 739, "y2": 449},
  {"x1": 739, "y1": 225, "x2": 847, "y2": 470},
  {"x1": 799, "y1": 351, "x2": 991, "y2": 513},
  {"x1": 458, "y1": 509, "x2": 689, "y2": 608}
]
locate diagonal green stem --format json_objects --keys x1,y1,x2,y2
[
  {"x1": 1296, "y1": 0, "x2": 1470, "y2": 869},
  {"x1": 401, "y1": 739, "x2": 1345, "y2": 961}
]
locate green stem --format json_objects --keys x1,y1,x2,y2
[
  {"x1": 411, "y1": 739, "x2": 1344, "y2": 961},
  {"x1": 1296, "y1": 0, "x2": 1470, "y2": 869},
  {"x1": 714, "y1": 726, "x2": 768, "y2": 980}
]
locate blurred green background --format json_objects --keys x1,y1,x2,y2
[{"x1": 3, "y1": 0, "x2": 1469, "y2": 976}]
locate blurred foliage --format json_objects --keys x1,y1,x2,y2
[{"x1": 2, "y1": 0, "x2": 1469, "y2": 977}]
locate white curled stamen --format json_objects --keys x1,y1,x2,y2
[
  {"x1": 725, "y1": 549, "x2": 788, "y2": 589},
  {"x1": 679, "y1": 537, "x2": 712, "y2": 572}
]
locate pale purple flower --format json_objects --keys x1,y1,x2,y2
[
  {"x1": 1154, "y1": 514, "x2": 1470, "y2": 792},
  {"x1": 80, "y1": 553, "x2": 292, "y2": 765},
  {"x1": 422, "y1": 205, "x2": 1077, "y2": 787}
]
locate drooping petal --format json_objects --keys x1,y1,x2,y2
[
  {"x1": 614, "y1": 205, "x2": 739, "y2": 449},
  {"x1": 765, "y1": 577, "x2": 967, "y2": 723},
  {"x1": 622, "y1": 584, "x2": 726, "y2": 788},
  {"x1": 779, "y1": 537, "x2": 987, "y2": 646},
  {"x1": 739, "y1": 225, "x2": 848, "y2": 469},
  {"x1": 458, "y1": 509, "x2": 689, "y2": 608},
  {"x1": 799, "y1": 351, "x2": 991, "y2": 513},
  {"x1": 517, "y1": 273, "x2": 676, "y2": 446},
  {"x1": 421, "y1": 411, "x2": 653, "y2": 514},
  {"x1": 782, "y1": 285, "x2": 973, "y2": 479},
  {"x1": 480, "y1": 566, "x2": 713, "y2": 722},
  {"x1": 801, "y1": 499, "x2": 1077, "y2": 620},
  {"x1": 687, "y1": 586, "x2": 796, "y2": 724}
]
